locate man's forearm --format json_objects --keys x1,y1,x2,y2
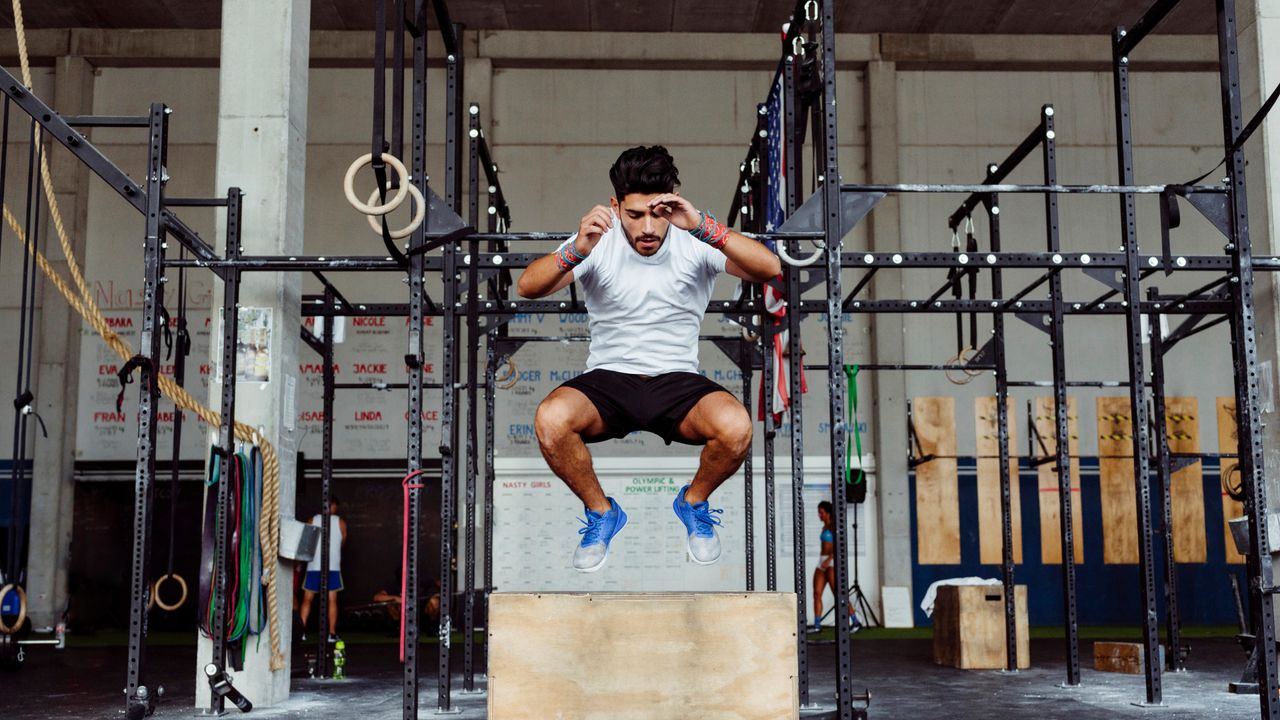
[
  {"x1": 516, "y1": 253, "x2": 570, "y2": 298},
  {"x1": 721, "y1": 230, "x2": 782, "y2": 281}
]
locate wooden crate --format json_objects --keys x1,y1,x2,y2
[
  {"x1": 488, "y1": 592, "x2": 799, "y2": 720},
  {"x1": 932, "y1": 584, "x2": 1030, "y2": 670}
]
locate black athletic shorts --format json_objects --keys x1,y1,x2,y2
[{"x1": 558, "y1": 369, "x2": 730, "y2": 445}]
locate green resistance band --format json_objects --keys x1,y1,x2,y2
[{"x1": 843, "y1": 364, "x2": 865, "y2": 491}]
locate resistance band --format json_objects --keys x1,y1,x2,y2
[
  {"x1": 199, "y1": 446, "x2": 265, "y2": 663},
  {"x1": 843, "y1": 364, "x2": 866, "y2": 502}
]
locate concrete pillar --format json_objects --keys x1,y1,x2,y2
[
  {"x1": 26, "y1": 55, "x2": 93, "y2": 630},
  {"x1": 1239, "y1": 0, "x2": 1280, "y2": 613},
  {"x1": 864, "y1": 59, "x2": 913, "y2": 623},
  {"x1": 195, "y1": 0, "x2": 309, "y2": 707}
]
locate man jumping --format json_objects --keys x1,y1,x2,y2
[{"x1": 516, "y1": 145, "x2": 781, "y2": 572}]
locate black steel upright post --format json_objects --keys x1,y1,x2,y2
[
  {"x1": 1112, "y1": 26, "x2": 1163, "y2": 706},
  {"x1": 984, "y1": 174, "x2": 1017, "y2": 673},
  {"x1": 481, "y1": 122, "x2": 502, "y2": 677},
  {"x1": 461, "y1": 102, "x2": 482, "y2": 696},
  {"x1": 782, "y1": 49, "x2": 812, "y2": 708},
  {"x1": 1040, "y1": 105, "x2": 1080, "y2": 687},
  {"x1": 817, "y1": 2, "x2": 857, "y2": 715},
  {"x1": 740, "y1": 338, "x2": 755, "y2": 591},
  {"x1": 402, "y1": 3, "x2": 428, "y2": 717},
  {"x1": 482, "y1": 117, "x2": 501, "y2": 685},
  {"x1": 1146, "y1": 286, "x2": 1183, "y2": 672},
  {"x1": 462, "y1": 101, "x2": 482, "y2": 693},
  {"x1": 436, "y1": 19, "x2": 465, "y2": 714},
  {"x1": 206, "y1": 188, "x2": 242, "y2": 715},
  {"x1": 763, "y1": 303, "x2": 778, "y2": 592},
  {"x1": 316, "y1": 285, "x2": 337, "y2": 675},
  {"x1": 468, "y1": 105, "x2": 481, "y2": 234},
  {"x1": 1216, "y1": 0, "x2": 1280, "y2": 715},
  {"x1": 445, "y1": 23, "x2": 465, "y2": 213},
  {"x1": 124, "y1": 103, "x2": 169, "y2": 720}
]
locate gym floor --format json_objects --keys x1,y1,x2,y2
[{"x1": 4, "y1": 630, "x2": 1261, "y2": 719}]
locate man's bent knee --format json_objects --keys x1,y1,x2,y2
[
  {"x1": 719, "y1": 409, "x2": 753, "y2": 458},
  {"x1": 534, "y1": 398, "x2": 576, "y2": 448}
]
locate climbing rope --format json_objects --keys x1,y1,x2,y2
[{"x1": 5, "y1": 0, "x2": 284, "y2": 669}]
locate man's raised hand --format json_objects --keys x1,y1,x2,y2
[
  {"x1": 576, "y1": 205, "x2": 614, "y2": 256},
  {"x1": 648, "y1": 193, "x2": 701, "y2": 232}
]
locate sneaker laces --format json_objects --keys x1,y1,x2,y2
[
  {"x1": 578, "y1": 509, "x2": 605, "y2": 546},
  {"x1": 691, "y1": 504, "x2": 723, "y2": 538}
]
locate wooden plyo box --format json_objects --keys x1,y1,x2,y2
[
  {"x1": 932, "y1": 585, "x2": 1030, "y2": 670},
  {"x1": 488, "y1": 592, "x2": 799, "y2": 720}
]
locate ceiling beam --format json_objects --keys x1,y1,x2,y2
[
  {"x1": 880, "y1": 33, "x2": 1217, "y2": 70},
  {"x1": 0, "y1": 28, "x2": 1216, "y2": 71}
]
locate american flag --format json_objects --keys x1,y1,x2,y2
[
  {"x1": 757, "y1": 60, "x2": 807, "y2": 423},
  {"x1": 765, "y1": 74, "x2": 786, "y2": 234}
]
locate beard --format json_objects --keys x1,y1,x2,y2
[{"x1": 625, "y1": 227, "x2": 665, "y2": 256}]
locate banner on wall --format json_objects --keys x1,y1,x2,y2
[{"x1": 76, "y1": 300, "x2": 870, "y2": 461}]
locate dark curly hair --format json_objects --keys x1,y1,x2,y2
[{"x1": 609, "y1": 145, "x2": 680, "y2": 200}]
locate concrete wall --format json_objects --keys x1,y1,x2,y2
[{"x1": 38, "y1": 33, "x2": 1236, "y2": 461}]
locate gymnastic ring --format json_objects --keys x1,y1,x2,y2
[
  {"x1": 152, "y1": 574, "x2": 189, "y2": 612},
  {"x1": 961, "y1": 346, "x2": 984, "y2": 378},
  {"x1": 0, "y1": 584, "x2": 27, "y2": 634},
  {"x1": 343, "y1": 152, "x2": 411, "y2": 216},
  {"x1": 1222, "y1": 462, "x2": 1246, "y2": 502},
  {"x1": 944, "y1": 347, "x2": 978, "y2": 386},
  {"x1": 776, "y1": 239, "x2": 825, "y2": 267},
  {"x1": 365, "y1": 183, "x2": 426, "y2": 240},
  {"x1": 494, "y1": 357, "x2": 518, "y2": 390}
]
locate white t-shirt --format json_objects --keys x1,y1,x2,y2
[
  {"x1": 306, "y1": 514, "x2": 342, "y2": 572},
  {"x1": 565, "y1": 220, "x2": 726, "y2": 375}
]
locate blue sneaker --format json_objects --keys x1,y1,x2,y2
[
  {"x1": 672, "y1": 485, "x2": 723, "y2": 565},
  {"x1": 573, "y1": 498, "x2": 627, "y2": 572}
]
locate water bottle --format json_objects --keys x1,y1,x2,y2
[{"x1": 332, "y1": 640, "x2": 347, "y2": 680}]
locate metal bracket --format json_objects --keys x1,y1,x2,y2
[
  {"x1": 968, "y1": 338, "x2": 997, "y2": 369},
  {"x1": 710, "y1": 336, "x2": 762, "y2": 370},
  {"x1": 1026, "y1": 404, "x2": 1058, "y2": 468},
  {"x1": 1083, "y1": 266, "x2": 1123, "y2": 291},
  {"x1": 908, "y1": 415, "x2": 936, "y2": 469},
  {"x1": 1183, "y1": 191, "x2": 1232, "y2": 239},
  {"x1": 1169, "y1": 454, "x2": 1202, "y2": 474},
  {"x1": 1015, "y1": 311, "x2": 1053, "y2": 336},
  {"x1": 777, "y1": 189, "x2": 885, "y2": 238}
]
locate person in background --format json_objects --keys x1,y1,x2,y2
[
  {"x1": 373, "y1": 570, "x2": 441, "y2": 625},
  {"x1": 812, "y1": 500, "x2": 859, "y2": 633},
  {"x1": 299, "y1": 495, "x2": 347, "y2": 642}
]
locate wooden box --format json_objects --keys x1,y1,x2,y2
[
  {"x1": 488, "y1": 592, "x2": 799, "y2": 720},
  {"x1": 932, "y1": 584, "x2": 1030, "y2": 669}
]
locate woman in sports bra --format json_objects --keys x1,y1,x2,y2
[{"x1": 812, "y1": 500, "x2": 856, "y2": 632}]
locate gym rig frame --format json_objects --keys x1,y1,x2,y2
[{"x1": 0, "y1": 0, "x2": 1275, "y2": 718}]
